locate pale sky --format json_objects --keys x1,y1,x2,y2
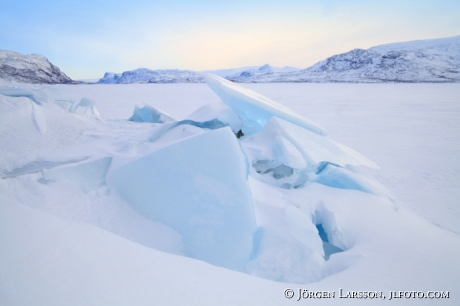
[{"x1": 1, "y1": 0, "x2": 459, "y2": 79}]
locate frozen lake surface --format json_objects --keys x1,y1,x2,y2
[
  {"x1": 57, "y1": 83, "x2": 460, "y2": 235},
  {"x1": 2, "y1": 81, "x2": 459, "y2": 305}
]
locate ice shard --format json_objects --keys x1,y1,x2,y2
[
  {"x1": 205, "y1": 74, "x2": 326, "y2": 136},
  {"x1": 107, "y1": 128, "x2": 256, "y2": 270}
]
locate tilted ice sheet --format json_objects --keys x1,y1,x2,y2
[
  {"x1": 241, "y1": 116, "x2": 382, "y2": 194},
  {"x1": 275, "y1": 118, "x2": 378, "y2": 169},
  {"x1": 242, "y1": 117, "x2": 378, "y2": 170},
  {"x1": 107, "y1": 127, "x2": 256, "y2": 270},
  {"x1": 205, "y1": 74, "x2": 326, "y2": 135}
]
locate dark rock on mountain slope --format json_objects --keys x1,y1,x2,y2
[{"x1": 0, "y1": 50, "x2": 73, "y2": 84}]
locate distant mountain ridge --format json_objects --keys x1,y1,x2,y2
[
  {"x1": 97, "y1": 68, "x2": 204, "y2": 84},
  {"x1": 0, "y1": 50, "x2": 73, "y2": 84},
  {"x1": 97, "y1": 64, "x2": 301, "y2": 84},
  {"x1": 2, "y1": 35, "x2": 459, "y2": 84},
  {"x1": 96, "y1": 35, "x2": 460, "y2": 84},
  {"x1": 228, "y1": 35, "x2": 460, "y2": 83},
  {"x1": 221, "y1": 64, "x2": 300, "y2": 79}
]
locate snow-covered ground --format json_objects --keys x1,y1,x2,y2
[
  {"x1": 49, "y1": 82, "x2": 460, "y2": 235},
  {"x1": 1, "y1": 81, "x2": 459, "y2": 305}
]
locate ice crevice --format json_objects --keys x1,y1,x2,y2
[{"x1": 313, "y1": 201, "x2": 348, "y2": 260}]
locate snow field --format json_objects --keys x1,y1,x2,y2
[{"x1": 1, "y1": 78, "x2": 459, "y2": 305}]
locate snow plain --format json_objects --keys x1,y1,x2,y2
[{"x1": 1, "y1": 81, "x2": 459, "y2": 305}]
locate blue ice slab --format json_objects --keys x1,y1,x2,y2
[
  {"x1": 205, "y1": 74, "x2": 326, "y2": 136},
  {"x1": 107, "y1": 128, "x2": 256, "y2": 270},
  {"x1": 129, "y1": 104, "x2": 175, "y2": 123},
  {"x1": 0, "y1": 88, "x2": 44, "y2": 104}
]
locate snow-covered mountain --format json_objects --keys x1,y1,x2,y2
[
  {"x1": 206, "y1": 64, "x2": 300, "y2": 79},
  {"x1": 0, "y1": 50, "x2": 73, "y2": 84},
  {"x1": 100, "y1": 35, "x2": 459, "y2": 84},
  {"x1": 230, "y1": 35, "x2": 460, "y2": 83},
  {"x1": 97, "y1": 68, "x2": 204, "y2": 84},
  {"x1": 201, "y1": 65, "x2": 261, "y2": 78},
  {"x1": 97, "y1": 65, "x2": 301, "y2": 84}
]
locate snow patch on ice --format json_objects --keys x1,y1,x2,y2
[{"x1": 41, "y1": 157, "x2": 112, "y2": 193}]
